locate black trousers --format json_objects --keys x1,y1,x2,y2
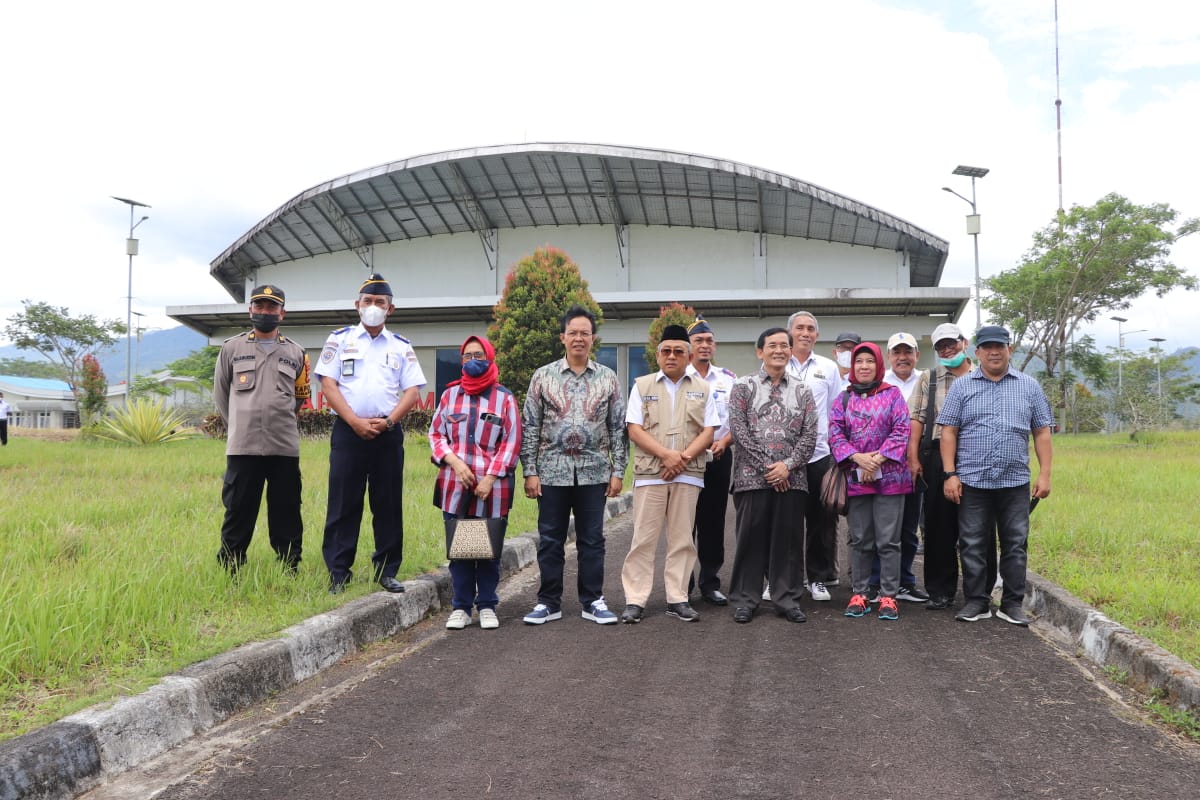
[
  {"x1": 922, "y1": 448, "x2": 996, "y2": 600},
  {"x1": 323, "y1": 418, "x2": 406, "y2": 583},
  {"x1": 803, "y1": 454, "x2": 839, "y2": 583},
  {"x1": 691, "y1": 450, "x2": 732, "y2": 594},
  {"x1": 219, "y1": 455, "x2": 303, "y2": 569},
  {"x1": 0, "y1": 419, "x2": 7, "y2": 445},
  {"x1": 728, "y1": 488, "x2": 808, "y2": 611}
]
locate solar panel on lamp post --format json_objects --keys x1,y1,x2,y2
[
  {"x1": 111, "y1": 196, "x2": 151, "y2": 400},
  {"x1": 943, "y1": 165, "x2": 989, "y2": 333}
]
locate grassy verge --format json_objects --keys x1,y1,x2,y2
[
  {"x1": 1, "y1": 430, "x2": 1197, "y2": 740},
  {"x1": 0, "y1": 434, "x2": 542, "y2": 739},
  {"x1": 1028, "y1": 431, "x2": 1200, "y2": 670}
]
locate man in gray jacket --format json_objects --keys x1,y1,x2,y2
[{"x1": 214, "y1": 284, "x2": 311, "y2": 573}]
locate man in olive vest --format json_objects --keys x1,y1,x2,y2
[{"x1": 619, "y1": 324, "x2": 719, "y2": 623}]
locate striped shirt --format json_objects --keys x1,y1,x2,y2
[
  {"x1": 936, "y1": 366, "x2": 1054, "y2": 489},
  {"x1": 429, "y1": 384, "x2": 522, "y2": 518}
]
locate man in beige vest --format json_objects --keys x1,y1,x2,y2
[{"x1": 620, "y1": 325, "x2": 718, "y2": 623}]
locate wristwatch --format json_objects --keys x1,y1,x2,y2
[
  {"x1": 384, "y1": 417, "x2": 395, "y2": 432},
  {"x1": 944, "y1": 470, "x2": 959, "y2": 479}
]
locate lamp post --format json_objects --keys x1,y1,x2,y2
[
  {"x1": 943, "y1": 165, "x2": 989, "y2": 332},
  {"x1": 112, "y1": 196, "x2": 151, "y2": 399},
  {"x1": 1110, "y1": 315, "x2": 1148, "y2": 396},
  {"x1": 1149, "y1": 336, "x2": 1166, "y2": 422}
]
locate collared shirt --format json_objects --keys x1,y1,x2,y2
[
  {"x1": 627, "y1": 370, "x2": 720, "y2": 488},
  {"x1": 520, "y1": 358, "x2": 628, "y2": 486},
  {"x1": 908, "y1": 362, "x2": 970, "y2": 440},
  {"x1": 213, "y1": 331, "x2": 311, "y2": 457},
  {"x1": 785, "y1": 352, "x2": 840, "y2": 462},
  {"x1": 685, "y1": 362, "x2": 736, "y2": 442},
  {"x1": 728, "y1": 368, "x2": 818, "y2": 493},
  {"x1": 314, "y1": 323, "x2": 426, "y2": 418},
  {"x1": 0, "y1": 399, "x2": 9, "y2": 420},
  {"x1": 429, "y1": 383, "x2": 522, "y2": 518},
  {"x1": 936, "y1": 365, "x2": 1054, "y2": 489},
  {"x1": 883, "y1": 368, "x2": 923, "y2": 403}
]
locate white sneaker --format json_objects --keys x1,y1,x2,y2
[
  {"x1": 809, "y1": 581, "x2": 832, "y2": 602},
  {"x1": 478, "y1": 608, "x2": 499, "y2": 629},
  {"x1": 446, "y1": 609, "x2": 472, "y2": 630},
  {"x1": 762, "y1": 583, "x2": 772, "y2": 601}
]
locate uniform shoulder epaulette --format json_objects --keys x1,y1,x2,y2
[
  {"x1": 391, "y1": 333, "x2": 411, "y2": 344},
  {"x1": 331, "y1": 325, "x2": 352, "y2": 335},
  {"x1": 221, "y1": 331, "x2": 250, "y2": 344},
  {"x1": 719, "y1": 367, "x2": 737, "y2": 379}
]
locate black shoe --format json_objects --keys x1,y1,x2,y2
[
  {"x1": 329, "y1": 579, "x2": 349, "y2": 595},
  {"x1": 996, "y1": 605, "x2": 1030, "y2": 626},
  {"x1": 926, "y1": 595, "x2": 952, "y2": 610},
  {"x1": 955, "y1": 600, "x2": 993, "y2": 622},
  {"x1": 866, "y1": 585, "x2": 882, "y2": 604},
  {"x1": 701, "y1": 589, "x2": 729, "y2": 606},
  {"x1": 379, "y1": 576, "x2": 406, "y2": 593},
  {"x1": 782, "y1": 607, "x2": 807, "y2": 624},
  {"x1": 620, "y1": 604, "x2": 644, "y2": 624},
  {"x1": 666, "y1": 602, "x2": 700, "y2": 622},
  {"x1": 897, "y1": 585, "x2": 930, "y2": 603},
  {"x1": 733, "y1": 607, "x2": 753, "y2": 624}
]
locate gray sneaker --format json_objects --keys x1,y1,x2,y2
[
  {"x1": 955, "y1": 600, "x2": 993, "y2": 622},
  {"x1": 996, "y1": 605, "x2": 1030, "y2": 626}
]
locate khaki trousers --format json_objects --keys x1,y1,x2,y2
[{"x1": 621, "y1": 482, "x2": 701, "y2": 606}]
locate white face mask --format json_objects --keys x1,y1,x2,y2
[
  {"x1": 836, "y1": 350, "x2": 853, "y2": 369},
  {"x1": 359, "y1": 304, "x2": 387, "y2": 327}
]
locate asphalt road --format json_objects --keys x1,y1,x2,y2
[{"x1": 84, "y1": 505, "x2": 1200, "y2": 800}]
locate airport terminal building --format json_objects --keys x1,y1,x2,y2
[{"x1": 167, "y1": 142, "x2": 967, "y2": 404}]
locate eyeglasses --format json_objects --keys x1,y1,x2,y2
[
  {"x1": 934, "y1": 340, "x2": 961, "y2": 354},
  {"x1": 761, "y1": 343, "x2": 791, "y2": 352},
  {"x1": 563, "y1": 329, "x2": 593, "y2": 339},
  {"x1": 461, "y1": 351, "x2": 487, "y2": 362},
  {"x1": 658, "y1": 347, "x2": 688, "y2": 357}
]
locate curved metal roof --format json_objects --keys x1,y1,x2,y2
[{"x1": 210, "y1": 143, "x2": 949, "y2": 301}]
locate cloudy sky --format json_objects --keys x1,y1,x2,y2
[{"x1": 3, "y1": 0, "x2": 1197, "y2": 355}]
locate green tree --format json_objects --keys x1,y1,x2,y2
[
  {"x1": 4, "y1": 300, "x2": 126, "y2": 414},
  {"x1": 983, "y1": 193, "x2": 1198, "y2": 424},
  {"x1": 79, "y1": 353, "x2": 108, "y2": 424},
  {"x1": 644, "y1": 302, "x2": 698, "y2": 372},
  {"x1": 165, "y1": 345, "x2": 220, "y2": 388},
  {"x1": 129, "y1": 374, "x2": 171, "y2": 400},
  {"x1": 0, "y1": 357, "x2": 68, "y2": 380},
  {"x1": 488, "y1": 246, "x2": 601, "y2": 408},
  {"x1": 1108, "y1": 348, "x2": 1200, "y2": 434}
]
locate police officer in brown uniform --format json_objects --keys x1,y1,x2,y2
[{"x1": 214, "y1": 284, "x2": 311, "y2": 573}]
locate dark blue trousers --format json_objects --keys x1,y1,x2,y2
[
  {"x1": 219, "y1": 454, "x2": 303, "y2": 570},
  {"x1": 323, "y1": 418, "x2": 405, "y2": 583},
  {"x1": 535, "y1": 482, "x2": 608, "y2": 610}
]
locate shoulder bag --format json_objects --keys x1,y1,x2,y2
[{"x1": 820, "y1": 392, "x2": 850, "y2": 516}]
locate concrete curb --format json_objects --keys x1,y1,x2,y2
[
  {"x1": 1025, "y1": 569, "x2": 1200, "y2": 711},
  {"x1": 0, "y1": 493, "x2": 632, "y2": 800}
]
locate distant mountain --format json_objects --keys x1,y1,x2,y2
[{"x1": 0, "y1": 326, "x2": 208, "y2": 383}]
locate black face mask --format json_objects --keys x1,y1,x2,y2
[{"x1": 251, "y1": 313, "x2": 281, "y2": 333}]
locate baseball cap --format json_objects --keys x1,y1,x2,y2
[
  {"x1": 887, "y1": 332, "x2": 917, "y2": 352},
  {"x1": 975, "y1": 325, "x2": 1012, "y2": 346},
  {"x1": 930, "y1": 323, "x2": 964, "y2": 345},
  {"x1": 834, "y1": 332, "x2": 862, "y2": 345}
]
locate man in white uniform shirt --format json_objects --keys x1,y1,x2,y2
[{"x1": 785, "y1": 311, "x2": 843, "y2": 601}]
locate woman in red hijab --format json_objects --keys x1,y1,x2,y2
[
  {"x1": 429, "y1": 335, "x2": 522, "y2": 630},
  {"x1": 827, "y1": 341, "x2": 913, "y2": 621}
]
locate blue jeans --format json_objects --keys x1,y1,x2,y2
[
  {"x1": 958, "y1": 483, "x2": 1030, "y2": 607},
  {"x1": 870, "y1": 491, "x2": 921, "y2": 588},
  {"x1": 444, "y1": 512, "x2": 503, "y2": 611},
  {"x1": 535, "y1": 482, "x2": 608, "y2": 609}
]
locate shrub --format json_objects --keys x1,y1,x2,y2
[
  {"x1": 93, "y1": 398, "x2": 195, "y2": 445},
  {"x1": 488, "y1": 246, "x2": 601, "y2": 408},
  {"x1": 644, "y1": 302, "x2": 699, "y2": 372}
]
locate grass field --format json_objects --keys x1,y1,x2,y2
[{"x1": 1, "y1": 430, "x2": 1197, "y2": 740}]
